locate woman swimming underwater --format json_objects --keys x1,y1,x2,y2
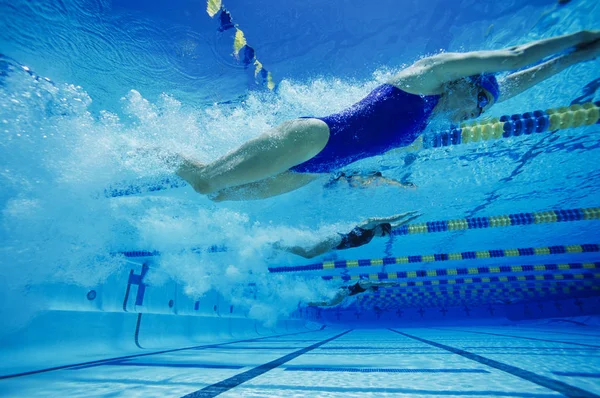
[
  {"x1": 308, "y1": 280, "x2": 399, "y2": 307},
  {"x1": 274, "y1": 211, "x2": 421, "y2": 259},
  {"x1": 177, "y1": 30, "x2": 600, "y2": 201}
]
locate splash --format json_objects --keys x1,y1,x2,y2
[{"x1": 0, "y1": 58, "x2": 371, "y2": 330}]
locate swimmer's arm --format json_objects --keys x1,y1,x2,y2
[
  {"x1": 499, "y1": 39, "x2": 600, "y2": 102},
  {"x1": 391, "y1": 30, "x2": 599, "y2": 95},
  {"x1": 359, "y1": 211, "x2": 421, "y2": 229}
]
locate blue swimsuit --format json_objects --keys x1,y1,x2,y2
[{"x1": 289, "y1": 84, "x2": 439, "y2": 173}]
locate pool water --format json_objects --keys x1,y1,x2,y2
[{"x1": 1, "y1": 0, "x2": 599, "y2": 396}]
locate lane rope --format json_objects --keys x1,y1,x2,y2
[{"x1": 269, "y1": 243, "x2": 600, "y2": 273}]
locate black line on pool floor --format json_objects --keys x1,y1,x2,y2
[
  {"x1": 181, "y1": 330, "x2": 352, "y2": 398},
  {"x1": 441, "y1": 329, "x2": 600, "y2": 348},
  {"x1": 390, "y1": 329, "x2": 599, "y2": 398},
  {"x1": 0, "y1": 329, "x2": 321, "y2": 380}
]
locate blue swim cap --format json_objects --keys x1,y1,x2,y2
[{"x1": 470, "y1": 73, "x2": 500, "y2": 103}]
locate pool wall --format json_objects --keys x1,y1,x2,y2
[{"x1": 0, "y1": 262, "x2": 319, "y2": 378}]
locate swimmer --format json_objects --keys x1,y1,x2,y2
[
  {"x1": 274, "y1": 211, "x2": 420, "y2": 259},
  {"x1": 177, "y1": 30, "x2": 600, "y2": 201},
  {"x1": 308, "y1": 280, "x2": 397, "y2": 307},
  {"x1": 323, "y1": 170, "x2": 416, "y2": 190}
]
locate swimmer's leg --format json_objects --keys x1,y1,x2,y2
[
  {"x1": 176, "y1": 118, "x2": 330, "y2": 194},
  {"x1": 274, "y1": 234, "x2": 342, "y2": 259},
  {"x1": 308, "y1": 290, "x2": 349, "y2": 307},
  {"x1": 210, "y1": 171, "x2": 323, "y2": 201}
]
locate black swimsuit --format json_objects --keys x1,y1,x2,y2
[
  {"x1": 347, "y1": 282, "x2": 367, "y2": 296},
  {"x1": 335, "y1": 227, "x2": 375, "y2": 250}
]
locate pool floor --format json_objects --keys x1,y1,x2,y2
[{"x1": 1, "y1": 326, "x2": 599, "y2": 397}]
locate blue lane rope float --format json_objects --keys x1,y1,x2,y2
[
  {"x1": 357, "y1": 286, "x2": 600, "y2": 309},
  {"x1": 206, "y1": 0, "x2": 275, "y2": 90},
  {"x1": 322, "y1": 262, "x2": 600, "y2": 282},
  {"x1": 372, "y1": 275, "x2": 599, "y2": 292},
  {"x1": 329, "y1": 273, "x2": 599, "y2": 303},
  {"x1": 352, "y1": 280, "x2": 598, "y2": 308},
  {"x1": 399, "y1": 101, "x2": 600, "y2": 152},
  {"x1": 268, "y1": 243, "x2": 600, "y2": 274},
  {"x1": 337, "y1": 270, "x2": 600, "y2": 308},
  {"x1": 368, "y1": 279, "x2": 597, "y2": 296},
  {"x1": 361, "y1": 285, "x2": 600, "y2": 302},
  {"x1": 357, "y1": 293, "x2": 592, "y2": 309},
  {"x1": 392, "y1": 207, "x2": 600, "y2": 236},
  {"x1": 359, "y1": 283, "x2": 600, "y2": 302},
  {"x1": 364, "y1": 284, "x2": 599, "y2": 300}
]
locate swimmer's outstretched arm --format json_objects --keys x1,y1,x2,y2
[
  {"x1": 358, "y1": 211, "x2": 421, "y2": 230},
  {"x1": 500, "y1": 38, "x2": 600, "y2": 102},
  {"x1": 391, "y1": 30, "x2": 600, "y2": 95}
]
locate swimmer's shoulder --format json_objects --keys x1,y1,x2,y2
[{"x1": 387, "y1": 55, "x2": 448, "y2": 95}]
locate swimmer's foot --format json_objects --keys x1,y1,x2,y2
[{"x1": 175, "y1": 156, "x2": 213, "y2": 194}]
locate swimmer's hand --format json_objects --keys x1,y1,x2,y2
[{"x1": 573, "y1": 37, "x2": 600, "y2": 62}]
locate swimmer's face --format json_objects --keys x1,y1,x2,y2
[{"x1": 439, "y1": 79, "x2": 494, "y2": 123}]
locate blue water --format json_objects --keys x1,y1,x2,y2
[{"x1": 1, "y1": 0, "x2": 600, "y2": 396}]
